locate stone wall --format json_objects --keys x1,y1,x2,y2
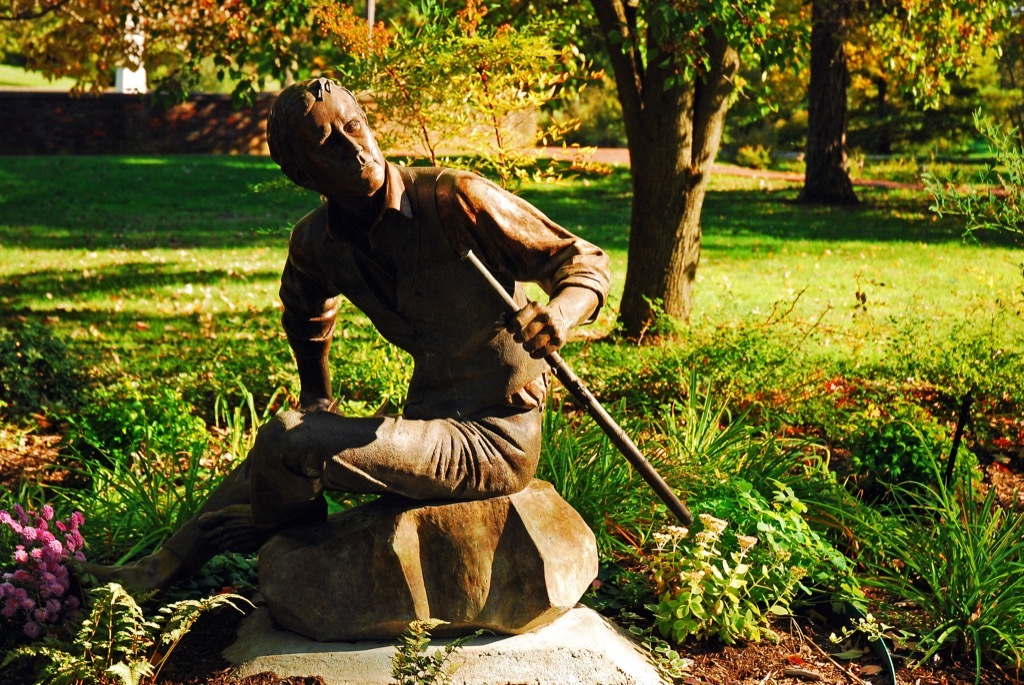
[{"x1": 0, "y1": 91, "x2": 274, "y2": 155}]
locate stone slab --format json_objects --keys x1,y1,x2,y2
[{"x1": 223, "y1": 605, "x2": 666, "y2": 685}]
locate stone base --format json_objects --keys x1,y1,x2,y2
[
  {"x1": 223, "y1": 605, "x2": 667, "y2": 685},
  {"x1": 258, "y1": 479, "x2": 598, "y2": 641}
]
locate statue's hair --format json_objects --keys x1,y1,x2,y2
[{"x1": 266, "y1": 77, "x2": 363, "y2": 188}]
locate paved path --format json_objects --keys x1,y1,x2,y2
[{"x1": 537, "y1": 147, "x2": 924, "y2": 190}]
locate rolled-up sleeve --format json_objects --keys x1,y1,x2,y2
[
  {"x1": 279, "y1": 218, "x2": 340, "y2": 344},
  {"x1": 440, "y1": 172, "x2": 611, "y2": 321}
]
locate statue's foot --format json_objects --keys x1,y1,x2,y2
[
  {"x1": 75, "y1": 547, "x2": 183, "y2": 594},
  {"x1": 198, "y1": 500, "x2": 328, "y2": 553}
]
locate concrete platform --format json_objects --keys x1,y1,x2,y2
[{"x1": 223, "y1": 605, "x2": 666, "y2": 685}]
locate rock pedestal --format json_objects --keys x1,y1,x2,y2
[{"x1": 258, "y1": 479, "x2": 597, "y2": 641}]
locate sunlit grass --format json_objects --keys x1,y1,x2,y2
[{"x1": 2, "y1": 155, "x2": 1022, "y2": 409}]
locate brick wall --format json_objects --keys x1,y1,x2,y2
[{"x1": 0, "y1": 91, "x2": 274, "y2": 155}]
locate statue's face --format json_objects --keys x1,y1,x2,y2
[{"x1": 296, "y1": 84, "x2": 386, "y2": 199}]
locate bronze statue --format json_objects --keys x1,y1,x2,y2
[{"x1": 86, "y1": 77, "x2": 610, "y2": 591}]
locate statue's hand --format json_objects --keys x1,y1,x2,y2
[{"x1": 507, "y1": 300, "x2": 566, "y2": 359}]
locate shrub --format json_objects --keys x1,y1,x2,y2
[
  {"x1": 840, "y1": 400, "x2": 976, "y2": 493},
  {"x1": 734, "y1": 144, "x2": 773, "y2": 170},
  {"x1": 67, "y1": 381, "x2": 209, "y2": 466},
  {"x1": 0, "y1": 322, "x2": 82, "y2": 422},
  {"x1": 925, "y1": 110, "x2": 1024, "y2": 245}
]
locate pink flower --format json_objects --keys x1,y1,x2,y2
[
  {"x1": 13, "y1": 547, "x2": 28, "y2": 564},
  {"x1": 41, "y1": 505, "x2": 53, "y2": 521}
]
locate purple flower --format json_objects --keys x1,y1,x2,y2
[{"x1": 22, "y1": 620, "x2": 42, "y2": 639}]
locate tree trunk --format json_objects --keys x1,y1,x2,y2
[
  {"x1": 591, "y1": 0, "x2": 738, "y2": 339},
  {"x1": 873, "y1": 76, "x2": 892, "y2": 155},
  {"x1": 799, "y1": 0, "x2": 858, "y2": 205}
]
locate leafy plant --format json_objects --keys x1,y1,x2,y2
[
  {"x1": 54, "y1": 433, "x2": 228, "y2": 565},
  {"x1": 858, "y1": 456, "x2": 1024, "y2": 682},
  {"x1": 67, "y1": 381, "x2": 209, "y2": 467},
  {"x1": 1, "y1": 504, "x2": 85, "y2": 639},
  {"x1": 537, "y1": 400, "x2": 651, "y2": 553},
  {"x1": 390, "y1": 619, "x2": 478, "y2": 685},
  {"x1": 649, "y1": 515, "x2": 804, "y2": 645},
  {"x1": 925, "y1": 110, "x2": 1024, "y2": 244},
  {"x1": 2, "y1": 582, "x2": 251, "y2": 685},
  {"x1": 840, "y1": 400, "x2": 975, "y2": 494}
]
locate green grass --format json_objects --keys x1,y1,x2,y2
[
  {"x1": 3, "y1": 155, "x2": 1023, "y2": 407},
  {"x1": 0, "y1": 64, "x2": 76, "y2": 90}
]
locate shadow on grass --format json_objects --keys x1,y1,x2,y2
[
  {"x1": 0, "y1": 262, "x2": 281, "y2": 304},
  {"x1": 0, "y1": 155, "x2": 313, "y2": 250},
  {"x1": 701, "y1": 186, "x2": 1022, "y2": 250},
  {"x1": 3, "y1": 155, "x2": 1019, "y2": 254}
]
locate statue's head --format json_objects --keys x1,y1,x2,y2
[{"x1": 267, "y1": 77, "x2": 385, "y2": 199}]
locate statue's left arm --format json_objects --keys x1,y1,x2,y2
[{"x1": 441, "y1": 173, "x2": 611, "y2": 358}]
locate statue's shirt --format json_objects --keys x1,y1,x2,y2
[{"x1": 279, "y1": 163, "x2": 610, "y2": 420}]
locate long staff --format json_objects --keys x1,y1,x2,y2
[{"x1": 463, "y1": 250, "x2": 693, "y2": 527}]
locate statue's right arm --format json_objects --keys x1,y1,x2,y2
[{"x1": 279, "y1": 217, "x2": 340, "y2": 412}]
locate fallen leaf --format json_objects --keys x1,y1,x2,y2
[
  {"x1": 832, "y1": 648, "x2": 868, "y2": 660},
  {"x1": 134, "y1": 321, "x2": 150, "y2": 330},
  {"x1": 861, "y1": 665, "x2": 883, "y2": 676},
  {"x1": 785, "y1": 654, "x2": 807, "y2": 666}
]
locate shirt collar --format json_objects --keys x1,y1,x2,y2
[
  {"x1": 381, "y1": 161, "x2": 414, "y2": 220},
  {"x1": 326, "y1": 161, "x2": 413, "y2": 243}
]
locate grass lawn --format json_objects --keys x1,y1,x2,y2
[
  {"x1": 2, "y1": 156, "x2": 1023, "y2": 407},
  {"x1": 3, "y1": 155, "x2": 1024, "y2": 682},
  {"x1": 0, "y1": 64, "x2": 76, "y2": 90}
]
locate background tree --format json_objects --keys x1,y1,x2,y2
[
  {"x1": 0, "y1": 0, "x2": 327, "y2": 100},
  {"x1": 316, "y1": 0, "x2": 590, "y2": 187},
  {"x1": 587, "y1": 0, "x2": 797, "y2": 338},
  {"x1": 799, "y1": 0, "x2": 857, "y2": 204},
  {"x1": 798, "y1": 0, "x2": 1008, "y2": 205}
]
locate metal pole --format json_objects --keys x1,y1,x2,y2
[{"x1": 463, "y1": 250, "x2": 693, "y2": 526}]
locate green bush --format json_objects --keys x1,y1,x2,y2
[
  {"x1": 734, "y1": 144, "x2": 773, "y2": 170},
  {"x1": 67, "y1": 381, "x2": 209, "y2": 465},
  {"x1": 549, "y1": 74, "x2": 628, "y2": 148},
  {"x1": 841, "y1": 400, "x2": 963, "y2": 488},
  {"x1": 0, "y1": 322, "x2": 82, "y2": 422}
]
